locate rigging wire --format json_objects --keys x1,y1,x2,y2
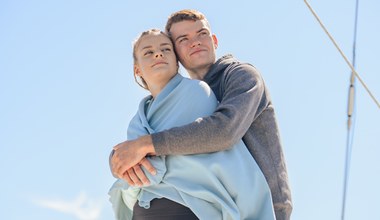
[
  {"x1": 304, "y1": 0, "x2": 380, "y2": 109},
  {"x1": 341, "y1": 1, "x2": 359, "y2": 219}
]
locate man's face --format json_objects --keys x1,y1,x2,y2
[{"x1": 169, "y1": 20, "x2": 218, "y2": 76}]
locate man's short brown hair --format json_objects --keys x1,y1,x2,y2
[{"x1": 165, "y1": 9, "x2": 210, "y2": 36}]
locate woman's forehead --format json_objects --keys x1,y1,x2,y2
[{"x1": 138, "y1": 34, "x2": 173, "y2": 49}]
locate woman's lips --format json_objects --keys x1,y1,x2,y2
[{"x1": 152, "y1": 61, "x2": 167, "y2": 67}]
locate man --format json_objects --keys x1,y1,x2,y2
[{"x1": 111, "y1": 9, "x2": 292, "y2": 220}]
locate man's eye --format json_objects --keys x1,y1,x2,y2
[{"x1": 179, "y1": 38, "x2": 188, "y2": 43}]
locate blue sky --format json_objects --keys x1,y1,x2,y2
[{"x1": 1, "y1": 0, "x2": 379, "y2": 219}]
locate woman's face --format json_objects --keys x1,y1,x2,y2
[{"x1": 134, "y1": 33, "x2": 178, "y2": 89}]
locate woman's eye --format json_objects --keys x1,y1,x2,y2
[
  {"x1": 144, "y1": 51, "x2": 153, "y2": 56},
  {"x1": 163, "y1": 48, "x2": 171, "y2": 52}
]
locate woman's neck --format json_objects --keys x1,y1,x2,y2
[
  {"x1": 148, "y1": 75, "x2": 176, "y2": 98},
  {"x1": 149, "y1": 84, "x2": 165, "y2": 98}
]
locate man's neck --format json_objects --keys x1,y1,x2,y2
[
  {"x1": 187, "y1": 65, "x2": 212, "y2": 80},
  {"x1": 189, "y1": 72, "x2": 205, "y2": 80}
]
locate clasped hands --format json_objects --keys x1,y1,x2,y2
[{"x1": 110, "y1": 135, "x2": 157, "y2": 186}]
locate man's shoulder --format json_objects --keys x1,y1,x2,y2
[
  {"x1": 221, "y1": 62, "x2": 262, "y2": 85},
  {"x1": 216, "y1": 55, "x2": 258, "y2": 76}
]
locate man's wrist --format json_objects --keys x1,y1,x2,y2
[{"x1": 138, "y1": 135, "x2": 156, "y2": 156}]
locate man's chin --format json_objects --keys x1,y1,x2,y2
[
  {"x1": 189, "y1": 57, "x2": 211, "y2": 65},
  {"x1": 186, "y1": 62, "x2": 212, "y2": 72}
]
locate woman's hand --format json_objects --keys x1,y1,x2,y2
[
  {"x1": 110, "y1": 135, "x2": 156, "y2": 182},
  {"x1": 121, "y1": 157, "x2": 156, "y2": 186}
]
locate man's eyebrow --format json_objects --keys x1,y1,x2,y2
[
  {"x1": 197, "y1": 28, "x2": 208, "y2": 33},
  {"x1": 174, "y1": 28, "x2": 209, "y2": 42},
  {"x1": 160, "y1": 43, "x2": 171, "y2": 46},
  {"x1": 174, "y1": 34, "x2": 187, "y2": 42}
]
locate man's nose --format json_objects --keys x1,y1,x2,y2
[{"x1": 190, "y1": 37, "x2": 201, "y2": 48}]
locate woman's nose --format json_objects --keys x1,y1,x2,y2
[{"x1": 155, "y1": 52, "x2": 163, "y2": 58}]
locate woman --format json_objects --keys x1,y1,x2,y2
[{"x1": 109, "y1": 29, "x2": 275, "y2": 220}]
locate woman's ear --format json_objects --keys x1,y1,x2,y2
[{"x1": 134, "y1": 65, "x2": 141, "y2": 76}]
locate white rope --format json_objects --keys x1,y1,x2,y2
[{"x1": 304, "y1": 0, "x2": 380, "y2": 109}]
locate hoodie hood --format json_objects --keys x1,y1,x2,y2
[{"x1": 203, "y1": 54, "x2": 238, "y2": 84}]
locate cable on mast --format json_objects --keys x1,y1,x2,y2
[
  {"x1": 304, "y1": 0, "x2": 380, "y2": 109},
  {"x1": 341, "y1": 0, "x2": 359, "y2": 219}
]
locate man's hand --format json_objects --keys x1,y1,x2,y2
[
  {"x1": 111, "y1": 135, "x2": 156, "y2": 179},
  {"x1": 121, "y1": 157, "x2": 156, "y2": 186}
]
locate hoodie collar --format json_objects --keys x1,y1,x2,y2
[{"x1": 203, "y1": 54, "x2": 235, "y2": 83}]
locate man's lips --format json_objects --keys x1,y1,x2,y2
[{"x1": 190, "y1": 49, "x2": 206, "y2": 56}]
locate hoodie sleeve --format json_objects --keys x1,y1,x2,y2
[{"x1": 152, "y1": 63, "x2": 269, "y2": 155}]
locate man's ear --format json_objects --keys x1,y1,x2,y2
[{"x1": 212, "y1": 34, "x2": 218, "y2": 49}]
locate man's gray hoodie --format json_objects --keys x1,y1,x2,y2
[{"x1": 152, "y1": 54, "x2": 292, "y2": 220}]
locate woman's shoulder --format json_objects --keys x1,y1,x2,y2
[{"x1": 180, "y1": 77, "x2": 213, "y2": 96}]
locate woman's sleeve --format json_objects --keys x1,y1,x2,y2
[
  {"x1": 127, "y1": 113, "x2": 167, "y2": 184},
  {"x1": 108, "y1": 113, "x2": 168, "y2": 217}
]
